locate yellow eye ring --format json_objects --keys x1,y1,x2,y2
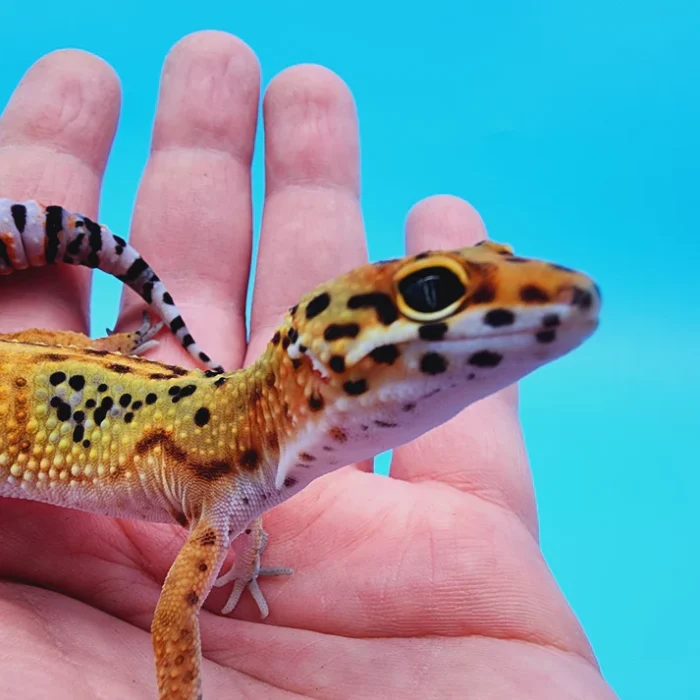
[{"x1": 394, "y1": 256, "x2": 468, "y2": 322}]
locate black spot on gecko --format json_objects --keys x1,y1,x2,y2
[
  {"x1": 85, "y1": 399, "x2": 96, "y2": 409},
  {"x1": 118, "y1": 256, "x2": 148, "y2": 282},
  {"x1": 185, "y1": 592, "x2": 199, "y2": 607},
  {"x1": 520, "y1": 285, "x2": 549, "y2": 303},
  {"x1": 119, "y1": 394, "x2": 132, "y2": 408},
  {"x1": 375, "y1": 420, "x2": 398, "y2": 428},
  {"x1": 172, "y1": 384, "x2": 196, "y2": 403},
  {"x1": 402, "y1": 402, "x2": 416, "y2": 412},
  {"x1": 97, "y1": 384, "x2": 108, "y2": 392},
  {"x1": 108, "y1": 363, "x2": 132, "y2": 374},
  {"x1": 308, "y1": 392, "x2": 324, "y2": 411},
  {"x1": 199, "y1": 352, "x2": 211, "y2": 363},
  {"x1": 329, "y1": 355, "x2": 345, "y2": 373},
  {"x1": 199, "y1": 530, "x2": 217, "y2": 546},
  {"x1": 306, "y1": 292, "x2": 331, "y2": 319},
  {"x1": 369, "y1": 344, "x2": 400, "y2": 365},
  {"x1": 282, "y1": 336, "x2": 290, "y2": 350},
  {"x1": 343, "y1": 378, "x2": 368, "y2": 396},
  {"x1": 194, "y1": 407, "x2": 210, "y2": 427},
  {"x1": 169, "y1": 316, "x2": 185, "y2": 333},
  {"x1": 571, "y1": 287, "x2": 593, "y2": 310},
  {"x1": 69, "y1": 375, "x2": 85, "y2": 391},
  {"x1": 82, "y1": 440, "x2": 90, "y2": 448},
  {"x1": 419, "y1": 322, "x2": 448, "y2": 341},
  {"x1": 468, "y1": 350, "x2": 503, "y2": 367},
  {"x1": 299, "y1": 452, "x2": 316, "y2": 462},
  {"x1": 483, "y1": 309, "x2": 516, "y2": 327},
  {"x1": 347, "y1": 293, "x2": 398, "y2": 325},
  {"x1": 240, "y1": 449, "x2": 259, "y2": 470},
  {"x1": 535, "y1": 330, "x2": 557, "y2": 344},
  {"x1": 113, "y1": 234, "x2": 126, "y2": 255},
  {"x1": 182, "y1": 334, "x2": 195, "y2": 348},
  {"x1": 284, "y1": 476, "x2": 298, "y2": 488},
  {"x1": 83, "y1": 217, "x2": 102, "y2": 268},
  {"x1": 50, "y1": 397, "x2": 71, "y2": 422},
  {"x1": 10, "y1": 204, "x2": 27, "y2": 233},
  {"x1": 132, "y1": 400, "x2": 143, "y2": 410},
  {"x1": 287, "y1": 327, "x2": 299, "y2": 344},
  {"x1": 72, "y1": 425, "x2": 85, "y2": 443},
  {"x1": 44, "y1": 206, "x2": 64, "y2": 264},
  {"x1": 93, "y1": 397, "x2": 114, "y2": 426},
  {"x1": 420, "y1": 353, "x2": 448, "y2": 375},
  {"x1": 66, "y1": 232, "x2": 84, "y2": 256},
  {"x1": 146, "y1": 393, "x2": 157, "y2": 404},
  {"x1": 291, "y1": 358, "x2": 302, "y2": 369},
  {"x1": 271, "y1": 331, "x2": 281, "y2": 345},
  {"x1": 73, "y1": 410, "x2": 85, "y2": 423},
  {"x1": 542, "y1": 313, "x2": 561, "y2": 328},
  {"x1": 325, "y1": 323, "x2": 360, "y2": 341},
  {"x1": 49, "y1": 371, "x2": 66, "y2": 386},
  {"x1": 142, "y1": 281, "x2": 154, "y2": 304},
  {"x1": 162, "y1": 292, "x2": 174, "y2": 305}
]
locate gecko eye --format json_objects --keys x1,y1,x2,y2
[{"x1": 395, "y1": 258, "x2": 468, "y2": 321}]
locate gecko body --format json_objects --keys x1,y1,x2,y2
[{"x1": 0, "y1": 200, "x2": 601, "y2": 700}]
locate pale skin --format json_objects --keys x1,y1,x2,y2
[{"x1": 0, "y1": 31, "x2": 618, "y2": 700}]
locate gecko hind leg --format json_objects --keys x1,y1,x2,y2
[
  {"x1": 102, "y1": 310, "x2": 164, "y2": 355},
  {"x1": 213, "y1": 517, "x2": 293, "y2": 618},
  {"x1": 0, "y1": 310, "x2": 163, "y2": 356}
]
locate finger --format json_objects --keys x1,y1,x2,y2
[
  {"x1": 390, "y1": 195, "x2": 538, "y2": 536},
  {"x1": 114, "y1": 31, "x2": 260, "y2": 370},
  {"x1": 0, "y1": 50, "x2": 120, "y2": 332},
  {"x1": 246, "y1": 65, "x2": 366, "y2": 361}
]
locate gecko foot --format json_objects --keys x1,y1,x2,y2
[
  {"x1": 213, "y1": 521, "x2": 292, "y2": 618},
  {"x1": 105, "y1": 310, "x2": 164, "y2": 356}
]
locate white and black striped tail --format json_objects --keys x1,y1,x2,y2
[{"x1": 0, "y1": 199, "x2": 223, "y2": 373}]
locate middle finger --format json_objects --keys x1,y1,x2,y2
[{"x1": 246, "y1": 65, "x2": 367, "y2": 360}]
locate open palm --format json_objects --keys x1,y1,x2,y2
[{"x1": 0, "y1": 32, "x2": 617, "y2": 699}]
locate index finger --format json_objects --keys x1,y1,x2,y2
[{"x1": 114, "y1": 31, "x2": 260, "y2": 371}]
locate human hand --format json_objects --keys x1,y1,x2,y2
[{"x1": 0, "y1": 31, "x2": 618, "y2": 699}]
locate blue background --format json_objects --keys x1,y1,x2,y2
[{"x1": 1, "y1": 2, "x2": 697, "y2": 697}]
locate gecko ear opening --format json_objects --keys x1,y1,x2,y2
[{"x1": 394, "y1": 257, "x2": 468, "y2": 322}]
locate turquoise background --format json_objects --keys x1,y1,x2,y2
[{"x1": 1, "y1": 2, "x2": 698, "y2": 697}]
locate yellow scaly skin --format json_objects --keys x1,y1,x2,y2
[{"x1": 0, "y1": 240, "x2": 601, "y2": 699}]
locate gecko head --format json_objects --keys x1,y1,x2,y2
[{"x1": 274, "y1": 240, "x2": 601, "y2": 435}]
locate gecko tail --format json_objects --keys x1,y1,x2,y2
[{"x1": 0, "y1": 198, "x2": 223, "y2": 372}]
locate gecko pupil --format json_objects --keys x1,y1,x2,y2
[{"x1": 398, "y1": 266, "x2": 465, "y2": 314}]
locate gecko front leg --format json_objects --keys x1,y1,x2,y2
[
  {"x1": 214, "y1": 517, "x2": 293, "y2": 618},
  {"x1": 152, "y1": 512, "x2": 231, "y2": 700}
]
